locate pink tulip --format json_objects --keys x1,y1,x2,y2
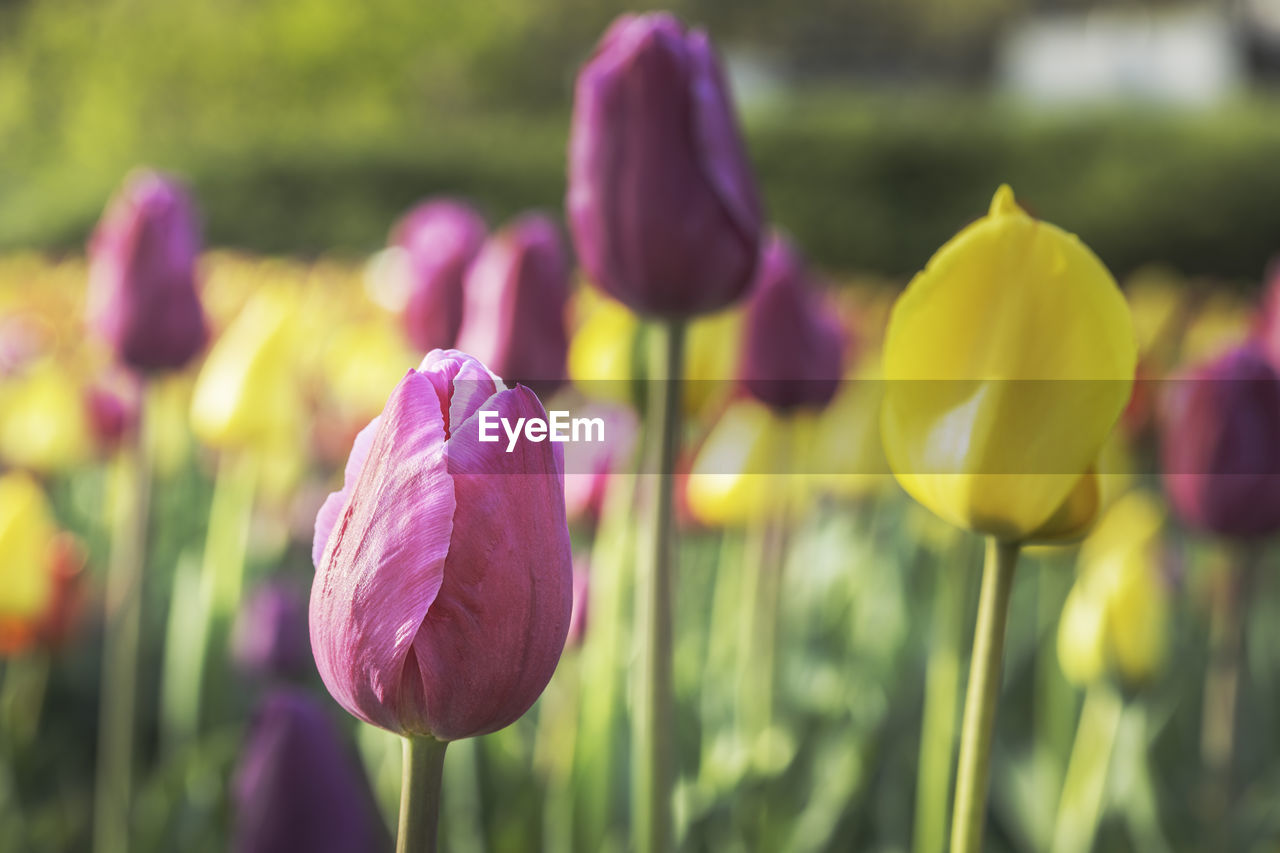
[
  {"x1": 393, "y1": 199, "x2": 487, "y2": 353},
  {"x1": 310, "y1": 350, "x2": 573, "y2": 740},
  {"x1": 455, "y1": 213, "x2": 571, "y2": 397}
]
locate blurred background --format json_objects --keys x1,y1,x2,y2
[
  {"x1": 4, "y1": 2, "x2": 1280, "y2": 853},
  {"x1": 3, "y1": 0, "x2": 1280, "y2": 278}
]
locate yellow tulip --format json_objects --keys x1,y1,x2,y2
[
  {"x1": 810, "y1": 357, "x2": 893, "y2": 501},
  {"x1": 881, "y1": 185, "x2": 1136, "y2": 542},
  {"x1": 1056, "y1": 490, "x2": 1169, "y2": 686},
  {"x1": 0, "y1": 472, "x2": 57, "y2": 623},
  {"x1": 190, "y1": 285, "x2": 301, "y2": 451},
  {"x1": 320, "y1": 320, "x2": 416, "y2": 421},
  {"x1": 0, "y1": 359, "x2": 92, "y2": 472},
  {"x1": 686, "y1": 399, "x2": 815, "y2": 527},
  {"x1": 569, "y1": 286, "x2": 640, "y2": 406}
]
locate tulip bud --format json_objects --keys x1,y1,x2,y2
[
  {"x1": 84, "y1": 371, "x2": 140, "y2": 455},
  {"x1": 311, "y1": 350, "x2": 573, "y2": 740},
  {"x1": 455, "y1": 213, "x2": 570, "y2": 396},
  {"x1": 1057, "y1": 491, "x2": 1169, "y2": 687},
  {"x1": 232, "y1": 688, "x2": 390, "y2": 853},
  {"x1": 738, "y1": 234, "x2": 846, "y2": 414},
  {"x1": 393, "y1": 200, "x2": 487, "y2": 353},
  {"x1": 881, "y1": 186, "x2": 1136, "y2": 542},
  {"x1": 232, "y1": 580, "x2": 311, "y2": 680},
  {"x1": 88, "y1": 170, "x2": 208, "y2": 372},
  {"x1": 1160, "y1": 343, "x2": 1280, "y2": 538},
  {"x1": 0, "y1": 473, "x2": 85, "y2": 656},
  {"x1": 568, "y1": 12, "x2": 763, "y2": 318},
  {"x1": 0, "y1": 472, "x2": 57, "y2": 645},
  {"x1": 0, "y1": 359, "x2": 93, "y2": 473}
]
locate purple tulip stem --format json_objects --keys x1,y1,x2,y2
[
  {"x1": 397, "y1": 735, "x2": 449, "y2": 853},
  {"x1": 950, "y1": 537, "x2": 1020, "y2": 853},
  {"x1": 635, "y1": 319, "x2": 686, "y2": 853},
  {"x1": 93, "y1": 383, "x2": 154, "y2": 853},
  {"x1": 1199, "y1": 545, "x2": 1256, "y2": 830}
]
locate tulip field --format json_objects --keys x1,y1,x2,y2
[{"x1": 7, "y1": 8, "x2": 1280, "y2": 853}]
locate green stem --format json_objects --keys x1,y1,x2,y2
[
  {"x1": 93, "y1": 385, "x2": 154, "y2": 853},
  {"x1": 634, "y1": 319, "x2": 685, "y2": 853},
  {"x1": 950, "y1": 538, "x2": 1020, "y2": 853},
  {"x1": 397, "y1": 736, "x2": 449, "y2": 853},
  {"x1": 912, "y1": 553, "x2": 970, "y2": 853}
]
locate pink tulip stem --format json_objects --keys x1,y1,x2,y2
[
  {"x1": 397, "y1": 735, "x2": 449, "y2": 853},
  {"x1": 93, "y1": 384, "x2": 154, "y2": 853},
  {"x1": 635, "y1": 319, "x2": 686, "y2": 853},
  {"x1": 950, "y1": 537, "x2": 1020, "y2": 853}
]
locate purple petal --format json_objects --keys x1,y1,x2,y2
[{"x1": 309, "y1": 370, "x2": 456, "y2": 734}]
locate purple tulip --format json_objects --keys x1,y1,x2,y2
[
  {"x1": 392, "y1": 199, "x2": 488, "y2": 353},
  {"x1": 738, "y1": 234, "x2": 846, "y2": 413},
  {"x1": 232, "y1": 688, "x2": 389, "y2": 853},
  {"x1": 1160, "y1": 343, "x2": 1280, "y2": 538},
  {"x1": 567, "y1": 12, "x2": 763, "y2": 318},
  {"x1": 88, "y1": 170, "x2": 208, "y2": 372},
  {"x1": 232, "y1": 580, "x2": 312, "y2": 680},
  {"x1": 455, "y1": 213, "x2": 570, "y2": 396},
  {"x1": 310, "y1": 350, "x2": 573, "y2": 740}
]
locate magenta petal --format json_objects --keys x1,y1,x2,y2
[
  {"x1": 312, "y1": 413, "x2": 384, "y2": 568},
  {"x1": 309, "y1": 371, "x2": 456, "y2": 735},
  {"x1": 407, "y1": 386, "x2": 573, "y2": 740},
  {"x1": 417, "y1": 349, "x2": 500, "y2": 434}
]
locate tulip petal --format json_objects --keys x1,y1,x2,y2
[
  {"x1": 312, "y1": 414, "x2": 382, "y2": 568},
  {"x1": 405, "y1": 386, "x2": 573, "y2": 740},
  {"x1": 310, "y1": 370, "x2": 455, "y2": 734},
  {"x1": 418, "y1": 349, "x2": 500, "y2": 435}
]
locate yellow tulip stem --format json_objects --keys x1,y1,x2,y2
[
  {"x1": 1050, "y1": 683, "x2": 1123, "y2": 853},
  {"x1": 397, "y1": 735, "x2": 449, "y2": 853},
  {"x1": 93, "y1": 383, "x2": 154, "y2": 853},
  {"x1": 634, "y1": 318, "x2": 686, "y2": 853},
  {"x1": 912, "y1": 545, "x2": 974, "y2": 853},
  {"x1": 950, "y1": 537, "x2": 1020, "y2": 853}
]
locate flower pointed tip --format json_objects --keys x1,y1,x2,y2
[{"x1": 988, "y1": 184, "x2": 1022, "y2": 218}]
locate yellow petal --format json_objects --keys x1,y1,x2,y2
[
  {"x1": 686, "y1": 400, "x2": 809, "y2": 527},
  {"x1": 0, "y1": 359, "x2": 92, "y2": 473},
  {"x1": 881, "y1": 185, "x2": 1136, "y2": 540},
  {"x1": 1057, "y1": 583, "x2": 1108, "y2": 687},
  {"x1": 0, "y1": 472, "x2": 57, "y2": 619},
  {"x1": 190, "y1": 285, "x2": 302, "y2": 450}
]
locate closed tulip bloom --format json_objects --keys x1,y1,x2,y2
[
  {"x1": 311, "y1": 350, "x2": 573, "y2": 740},
  {"x1": 232, "y1": 688, "x2": 390, "y2": 853},
  {"x1": 232, "y1": 580, "x2": 311, "y2": 680},
  {"x1": 881, "y1": 186, "x2": 1136, "y2": 542},
  {"x1": 1057, "y1": 491, "x2": 1169, "y2": 686},
  {"x1": 738, "y1": 234, "x2": 846, "y2": 414},
  {"x1": 393, "y1": 200, "x2": 487, "y2": 353},
  {"x1": 455, "y1": 213, "x2": 570, "y2": 396},
  {"x1": 1160, "y1": 343, "x2": 1280, "y2": 538},
  {"x1": 88, "y1": 170, "x2": 208, "y2": 372},
  {"x1": 568, "y1": 12, "x2": 763, "y2": 318},
  {"x1": 0, "y1": 359, "x2": 93, "y2": 473}
]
